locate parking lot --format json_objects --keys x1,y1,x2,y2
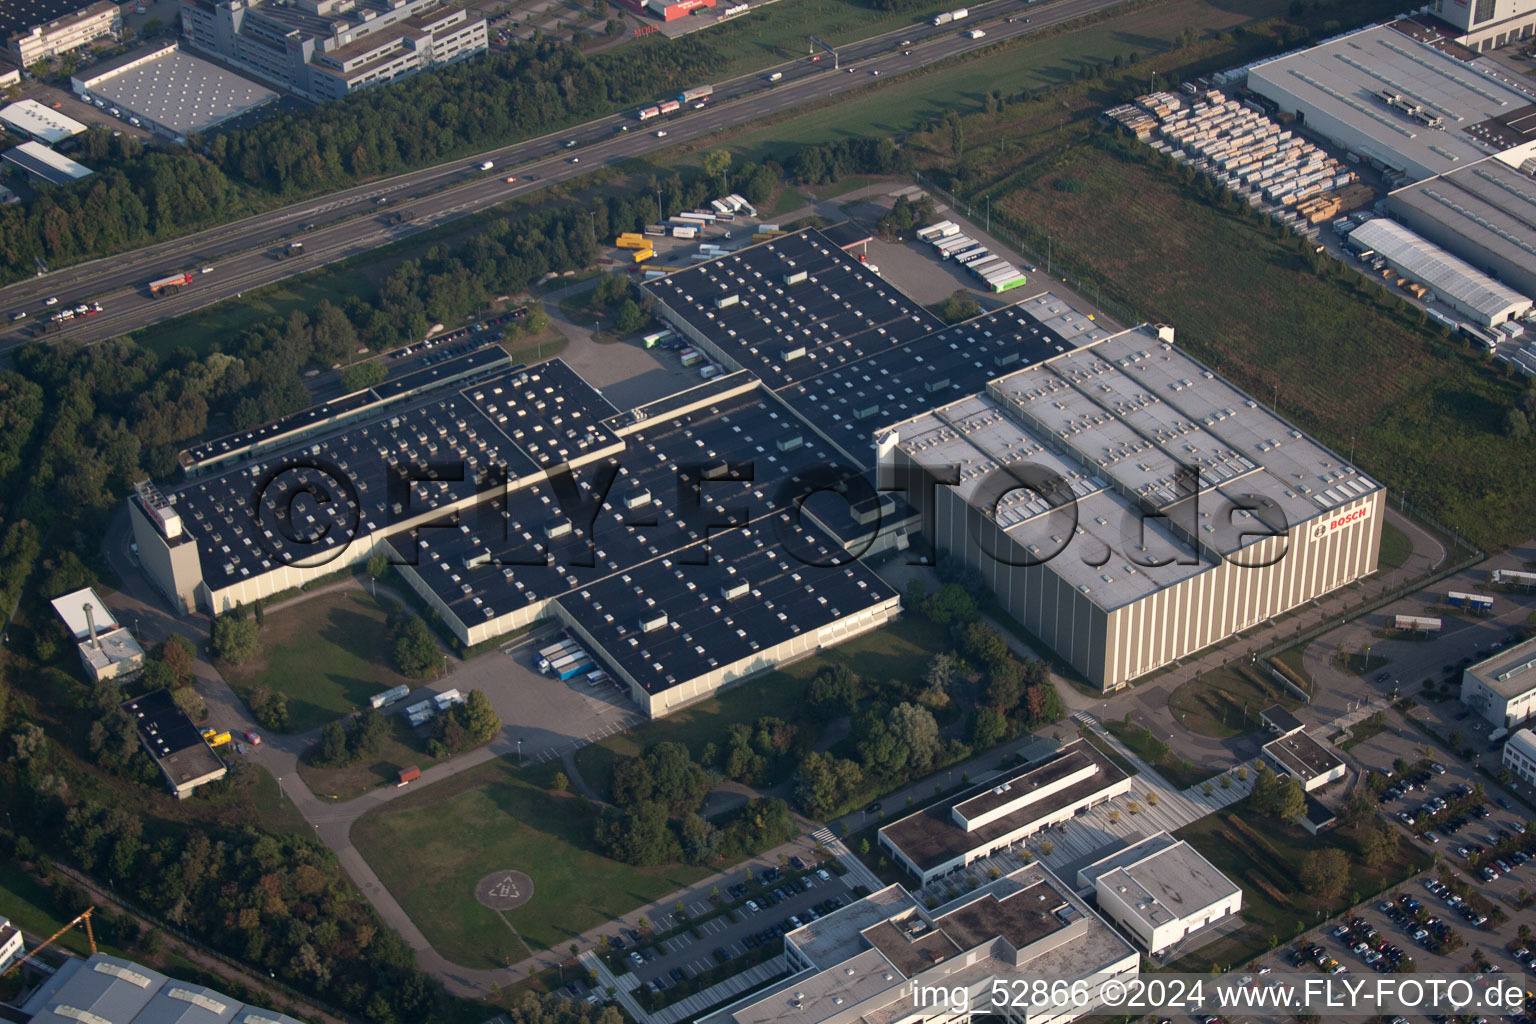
[{"x1": 616, "y1": 860, "x2": 857, "y2": 997}]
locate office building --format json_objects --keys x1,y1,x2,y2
[
  {"x1": 1077, "y1": 833, "x2": 1242, "y2": 955},
  {"x1": 879, "y1": 741, "x2": 1133, "y2": 886},
  {"x1": 1426, "y1": 0, "x2": 1536, "y2": 51},
  {"x1": 1461, "y1": 635, "x2": 1536, "y2": 727},
  {"x1": 178, "y1": 0, "x2": 487, "y2": 100},
  {"x1": 1503, "y1": 727, "x2": 1536, "y2": 784},
  {"x1": 2, "y1": 0, "x2": 120, "y2": 66},
  {"x1": 706, "y1": 864, "x2": 1139, "y2": 1024}
]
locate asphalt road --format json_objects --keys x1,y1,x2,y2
[{"x1": 0, "y1": 0, "x2": 1128, "y2": 351}]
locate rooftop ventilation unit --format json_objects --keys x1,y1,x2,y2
[
  {"x1": 624, "y1": 490, "x2": 652, "y2": 510},
  {"x1": 715, "y1": 294, "x2": 740, "y2": 309},
  {"x1": 640, "y1": 612, "x2": 669, "y2": 632},
  {"x1": 722, "y1": 581, "x2": 750, "y2": 600},
  {"x1": 777, "y1": 435, "x2": 804, "y2": 452},
  {"x1": 544, "y1": 519, "x2": 572, "y2": 539}
]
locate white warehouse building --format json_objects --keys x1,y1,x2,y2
[
  {"x1": 1346, "y1": 217, "x2": 1532, "y2": 327},
  {"x1": 1462, "y1": 635, "x2": 1536, "y2": 728},
  {"x1": 1246, "y1": 24, "x2": 1536, "y2": 183},
  {"x1": 1077, "y1": 832, "x2": 1243, "y2": 956}
]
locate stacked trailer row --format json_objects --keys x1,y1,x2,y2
[
  {"x1": 936, "y1": 236, "x2": 975, "y2": 258},
  {"x1": 1492, "y1": 569, "x2": 1536, "y2": 589},
  {"x1": 1394, "y1": 615, "x2": 1443, "y2": 633},
  {"x1": 916, "y1": 221, "x2": 959, "y2": 241},
  {"x1": 1447, "y1": 591, "x2": 1495, "y2": 612},
  {"x1": 726, "y1": 193, "x2": 757, "y2": 217},
  {"x1": 433, "y1": 689, "x2": 465, "y2": 712},
  {"x1": 954, "y1": 247, "x2": 990, "y2": 265}
]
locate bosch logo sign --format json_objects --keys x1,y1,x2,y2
[{"x1": 1317, "y1": 505, "x2": 1369, "y2": 536}]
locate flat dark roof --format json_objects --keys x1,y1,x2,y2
[
  {"x1": 862, "y1": 920, "x2": 962, "y2": 976},
  {"x1": 880, "y1": 740, "x2": 1129, "y2": 872},
  {"x1": 1260, "y1": 704, "x2": 1303, "y2": 735},
  {"x1": 821, "y1": 221, "x2": 873, "y2": 250},
  {"x1": 1264, "y1": 730, "x2": 1343, "y2": 779},
  {"x1": 936, "y1": 878, "x2": 1072, "y2": 951},
  {"x1": 120, "y1": 689, "x2": 223, "y2": 786},
  {"x1": 396, "y1": 385, "x2": 899, "y2": 690},
  {"x1": 1303, "y1": 793, "x2": 1336, "y2": 827},
  {"x1": 644, "y1": 229, "x2": 944, "y2": 392},
  {"x1": 169, "y1": 359, "x2": 612, "y2": 590}
]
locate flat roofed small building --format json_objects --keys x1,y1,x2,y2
[
  {"x1": 1261, "y1": 729, "x2": 1346, "y2": 791},
  {"x1": 120, "y1": 689, "x2": 226, "y2": 798},
  {"x1": 1078, "y1": 832, "x2": 1242, "y2": 955},
  {"x1": 710, "y1": 863, "x2": 1139, "y2": 1024},
  {"x1": 879, "y1": 740, "x2": 1133, "y2": 885},
  {"x1": 51, "y1": 586, "x2": 119, "y2": 639},
  {"x1": 1503, "y1": 727, "x2": 1536, "y2": 785},
  {"x1": 0, "y1": 98, "x2": 87, "y2": 143},
  {"x1": 1461, "y1": 634, "x2": 1536, "y2": 727},
  {"x1": 1346, "y1": 217, "x2": 1531, "y2": 327},
  {"x1": 3, "y1": 140, "x2": 93, "y2": 184},
  {"x1": 1246, "y1": 23, "x2": 1536, "y2": 183},
  {"x1": 78, "y1": 627, "x2": 147, "y2": 683}
]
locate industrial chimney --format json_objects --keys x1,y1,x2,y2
[{"x1": 83, "y1": 602, "x2": 98, "y2": 649}]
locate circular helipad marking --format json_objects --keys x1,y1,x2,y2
[{"x1": 475, "y1": 870, "x2": 534, "y2": 910}]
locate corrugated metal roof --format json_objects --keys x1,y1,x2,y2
[{"x1": 1348, "y1": 217, "x2": 1531, "y2": 321}]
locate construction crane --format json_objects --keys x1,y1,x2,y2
[{"x1": 1, "y1": 907, "x2": 97, "y2": 978}]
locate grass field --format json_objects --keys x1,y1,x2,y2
[
  {"x1": 1176, "y1": 807, "x2": 1432, "y2": 971},
  {"x1": 1102, "y1": 718, "x2": 1207, "y2": 789},
  {"x1": 660, "y1": 0, "x2": 1287, "y2": 176},
  {"x1": 297, "y1": 715, "x2": 442, "y2": 801},
  {"x1": 1379, "y1": 522, "x2": 1413, "y2": 571},
  {"x1": 352, "y1": 756, "x2": 711, "y2": 966},
  {"x1": 968, "y1": 125, "x2": 1536, "y2": 548},
  {"x1": 1169, "y1": 664, "x2": 1301, "y2": 738},
  {"x1": 572, "y1": 617, "x2": 949, "y2": 796},
  {"x1": 221, "y1": 589, "x2": 413, "y2": 733}
]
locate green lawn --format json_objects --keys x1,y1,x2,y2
[
  {"x1": 0, "y1": 868, "x2": 131, "y2": 960},
  {"x1": 244, "y1": 765, "x2": 313, "y2": 836},
  {"x1": 351, "y1": 756, "x2": 711, "y2": 966},
  {"x1": 662, "y1": 0, "x2": 1286, "y2": 175},
  {"x1": 573, "y1": 616, "x2": 950, "y2": 796},
  {"x1": 297, "y1": 714, "x2": 443, "y2": 801},
  {"x1": 1101, "y1": 719, "x2": 1208, "y2": 789},
  {"x1": 221, "y1": 589, "x2": 416, "y2": 733},
  {"x1": 1175, "y1": 808, "x2": 1432, "y2": 971},
  {"x1": 1379, "y1": 521, "x2": 1413, "y2": 571},
  {"x1": 1169, "y1": 664, "x2": 1302, "y2": 739}
]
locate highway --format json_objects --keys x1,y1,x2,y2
[{"x1": 0, "y1": 0, "x2": 1127, "y2": 351}]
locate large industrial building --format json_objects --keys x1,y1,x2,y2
[
  {"x1": 1425, "y1": 0, "x2": 1536, "y2": 50},
  {"x1": 2, "y1": 0, "x2": 121, "y2": 66},
  {"x1": 134, "y1": 226, "x2": 1385, "y2": 713},
  {"x1": 879, "y1": 741, "x2": 1134, "y2": 885},
  {"x1": 1345, "y1": 217, "x2": 1532, "y2": 326},
  {"x1": 643, "y1": 229, "x2": 1384, "y2": 692},
  {"x1": 1076, "y1": 832, "x2": 1243, "y2": 956},
  {"x1": 706, "y1": 864, "x2": 1139, "y2": 1024},
  {"x1": 72, "y1": 42, "x2": 278, "y2": 141},
  {"x1": 1387, "y1": 157, "x2": 1536, "y2": 303},
  {"x1": 1461, "y1": 634, "x2": 1536, "y2": 727},
  {"x1": 133, "y1": 346, "x2": 900, "y2": 720},
  {"x1": 1246, "y1": 23, "x2": 1536, "y2": 183},
  {"x1": 2, "y1": 140, "x2": 93, "y2": 184},
  {"x1": 19, "y1": 953, "x2": 305, "y2": 1024},
  {"x1": 178, "y1": 0, "x2": 487, "y2": 100}
]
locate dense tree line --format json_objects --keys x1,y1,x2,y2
[
  {"x1": 0, "y1": 34, "x2": 728, "y2": 281},
  {"x1": 3, "y1": 722, "x2": 446, "y2": 1024},
  {"x1": 787, "y1": 137, "x2": 908, "y2": 186}
]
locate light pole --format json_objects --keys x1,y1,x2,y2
[
  {"x1": 655, "y1": 191, "x2": 663, "y2": 222},
  {"x1": 518, "y1": 737, "x2": 524, "y2": 766}
]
